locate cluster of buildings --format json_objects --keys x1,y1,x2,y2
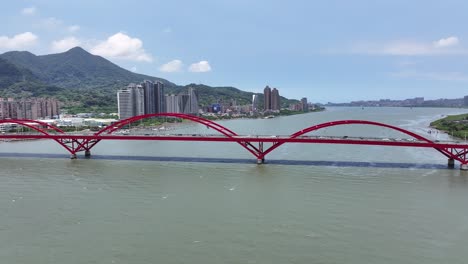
[
  {"x1": 117, "y1": 80, "x2": 199, "y2": 120},
  {"x1": 289, "y1": 97, "x2": 309, "y2": 111},
  {"x1": 262, "y1": 86, "x2": 309, "y2": 112},
  {"x1": 340, "y1": 97, "x2": 426, "y2": 107},
  {"x1": 0, "y1": 97, "x2": 60, "y2": 120},
  {"x1": 328, "y1": 96, "x2": 468, "y2": 108},
  {"x1": 206, "y1": 99, "x2": 254, "y2": 116},
  {"x1": 118, "y1": 82, "x2": 311, "y2": 119},
  {"x1": 204, "y1": 85, "x2": 310, "y2": 116},
  {"x1": 262, "y1": 86, "x2": 281, "y2": 111}
]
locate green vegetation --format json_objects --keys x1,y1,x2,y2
[
  {"x1": 178, "y1": 84, "x2": 299, "y2": 109},
  {"x1": 0, "y1": 47, "x2": 302, "y2": 113},
  {"x1": 430, "y1": 113, "x2": 468, "y2": 139},
  {"x1": 0, "y1": 47, "x2": 174, "y2": 112},
  {"x1": 278, "y1": 107, "x2": 325, "y2": 116},
  {"x1": 136, "y1": 117, "x2": 183, "y2": 127}
]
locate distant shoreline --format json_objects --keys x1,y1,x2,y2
[{"x1": 326, "y1": 105, "x2": 468, "y2": 109}]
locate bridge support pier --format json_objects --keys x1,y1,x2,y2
[
  {"x1": 70, "y1": 153, "x2": 77, "y2": 159},
  {"x1": 448, "y1": 158, "x2": 455, "y2": 169},
  {"x1": 257, "y1": 158, "x2": 265, "y2": 164},
  {"x1": 84, "y1": 150, "x2": 91, "y2": 157},
  {"x1": 461, "y1": 164, "x2": 468, "y2": 171}
]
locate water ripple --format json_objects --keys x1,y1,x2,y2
[{"x1": 0, "y1": 152, "x2": 449, "y2": 170}]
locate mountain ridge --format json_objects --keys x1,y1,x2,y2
[
  {"x1": 0, "y1": 47, "x2": 176, "y2": 89},
  {"x1": 0, "y1": 47, "x2": 297, "y2": 112}
]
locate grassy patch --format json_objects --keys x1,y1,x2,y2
[{"x1": 430, "y1": 113, "x2": 468, "y2": 139}]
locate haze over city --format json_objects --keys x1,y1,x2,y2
[{"x1": 1, "y1": 0, "x2": 468, "y2": 103}]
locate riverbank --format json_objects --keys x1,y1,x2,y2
[
  {"x1": 430, "y1": 113, "x2": 468, "y2": 139},
  {"x1": 201, "y1": 107, "x2": 325, "y2": 121}
]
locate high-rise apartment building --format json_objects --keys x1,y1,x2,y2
[
  {"x1": 155, "y1": 81, "x2": 165, "y2": 113},
  {"x1": 117, "y1": 86, "x2": 134, "y2": 120},
  {"x1": 135, "y1": 85, "x2": 145, "y2": 115},
  {"x1": 119, "y1": 81, "x2": 166, "y2": 119},
  {"x1": 118, "y1": 82, "x2": 197, "y2": 118},
  {"x1": 117, "y1": 83, "x2": 144, "y2": 120},
  {"x1": 271, "y1": 88, "x2": 280, "y2": 110},
  {"x1": 187, "y1": 87, "x2": 199, "y2": 114},
  {"x1": 301, "y1": 97, "x2": 308, "y2": 112},
  {"x1": 264, "y1": 86, "x2": 272, "y2": 111},
  {"x1": 142, "y1": 80, "x2": 155, "y2": 114},
  {"x1": 164, "y1": 88, "x2": 198, "y2": 114},
  {"x1": 0, "y1": 97, "x2": 59, "y2": 119},
  {"x1": 142, "y1": 80, "x2": 165, "y2": 114},
  {"x1": 179, "y1": 94, "x2": 190, "y2": 114},
  {"x1": 252, "y1": 94, "x2": 259, "y2": 111},
  {"x1": 165, "y1": 94, "x2": 181, "y2": 113},
  {"x1": 0, "y1": 98, "x2": 9, "y2": 120},
  {"x1": 464, "y1": 95, "x2": 468, "y2": 106}
]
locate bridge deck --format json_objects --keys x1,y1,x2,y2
[
  {"x1": 1, "y1": 133, "x2": 467, "y2": 149},
  {"x1": 0, "y1": 115, "x2": 467, "y2": 167}
]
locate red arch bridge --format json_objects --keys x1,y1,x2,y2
[{"x1": 1, "y1": 113, "x2": 467, "y2": 170}]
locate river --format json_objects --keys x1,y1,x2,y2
[{"x1": 1, "y1": 107, "x2": 468, "y2": 264}]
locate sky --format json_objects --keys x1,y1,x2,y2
[{"x1": 1, "y1": 0, "x2": 468, "y2": 103}]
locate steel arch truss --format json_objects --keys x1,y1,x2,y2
[
  {"x1": 0, "y1": 119, "x2": 85, "y2": 155},
  {"x1": 73, "y1": 113, "x2": 263, "y2": 158},
  {"x1": 261, "y1": 120, "x2": 467, "y2": 165},
  {"x1": 0, "y1": 117, "x2": 466, "y2": 166}
]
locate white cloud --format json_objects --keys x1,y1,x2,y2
[
  {"x1": 68, "y1": 25, "x2": 80, "y2": 33},
  {"x1": 189, "y1": 61, "x2": 212, "y2": 72},
  {"x1": 433, "y1": 36, "x2": 459, "y2": 48},
  {"x1": 159, "y1": 60, "x2": 183, "y2": 72},
  {"x1": 0, "y1": 32, "x2": 38, "y2": 50},
  {"x1": 51, "y1": 37, "x2": 81, "y2": 53},
  {"x1": 382, "y1": 41, "x2": 432, "y2": 55},
  {"x1": 90, "y1": 32, "x2": 153, "y2": 62},
  {"x1": 21, "y1": 6, "x2": 36, "y2": 15},
  {"x1": 352, "y1": 36, "x2": 467, "y2": 56}
]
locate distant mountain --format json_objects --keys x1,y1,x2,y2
[
  {"x1": 0, "y1": 57, "x2": 38, "y2": 87},
  {"x1": 0, "y1": 47, "x2": 175, "y2": 90},
  {"x1": 0, "y1": 47, "x2": 297, "y2": 112},
  {"x1": 0, "y1": 57, "x2": 65, "y2": 98}
]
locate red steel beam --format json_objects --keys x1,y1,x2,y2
[
  {"x1": 1, "y1": 117, "x2": 467, "y2": 165},
  {"x1": 1, "y1": 134, "x2": 467, "y2": 149}
]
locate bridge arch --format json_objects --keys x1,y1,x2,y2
[
  {"x1": 261, "y1": 120, "x2": 452, "y2": 159},
  {"x1": 0, "y1": 119, "x2": 78, "y2": 153},
  {"x1": 0, "y1": 119, "x2": 65, "y2": 134},
  {"x1": 0, "y1": 118, "x2": 465, "y2": 165},
  {"x1": 96, "y1": 113, "x2": 238, "y2": 136},
  {"x1": 78, "y1": 113, "x2": 262, "y2": 157}
]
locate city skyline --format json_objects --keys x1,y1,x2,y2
[
  {"x1": 118, "y1": 81, "x2": 199, "y2": 119},
  {"x1": 2, "y1": 1, "x2": 468, "y2": 103}
]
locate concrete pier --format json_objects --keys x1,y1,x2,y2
[
  {"x1": 84, "y1": 150, "x2": 91, "y2": 157},
  {"x1": 461, "y1": 164, "x2": 468, "y2": 171},
  {"x1": 448, "y1": 158, "x2": 455, "y2": 169},
  {"x1": 257, "y1": 158, "x2": 265, "y2": 164},
  {"x1": 70, "y1": 153, "x2": 77, "y2": 159}
]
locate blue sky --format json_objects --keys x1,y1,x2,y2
[{"x1": 1, "y1": 0, "x2": 468, "y2": 103}]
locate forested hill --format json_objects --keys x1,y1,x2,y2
[
  {"x1": 0, "y1": 47, "x2": 297, "y2": 112},
  {"x1": 0, "y1": 47, "x2": 175, "y2": 89}
]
